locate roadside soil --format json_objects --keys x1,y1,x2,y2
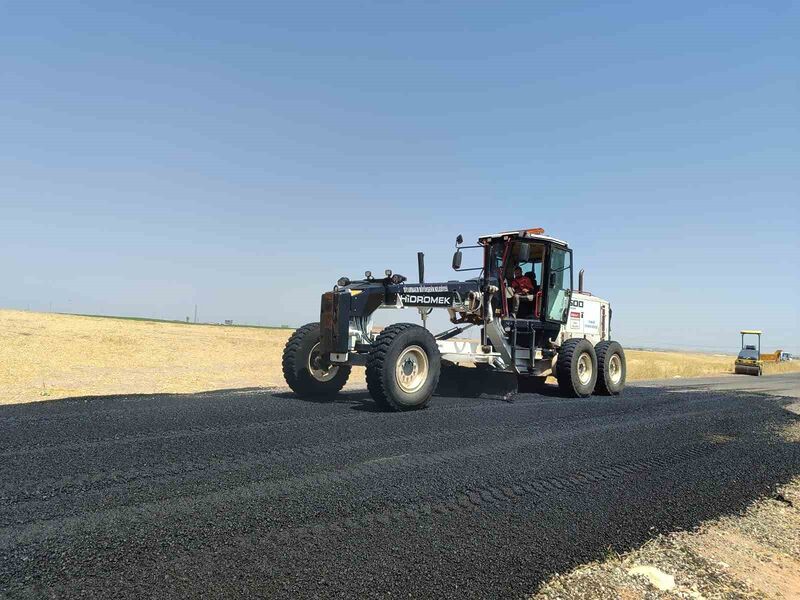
[{"x1": 532, "y1": 422, "x2": 800, "y2": 600}]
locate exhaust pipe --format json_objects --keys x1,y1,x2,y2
[
  {"x1": 578, "y1": 269, "x2": 584, "y2": 293},
  {"x1": 417, "y1": 252, "x2": 425, "y2": 284}
]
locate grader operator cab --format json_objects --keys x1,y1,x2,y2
[{"x1": 282, "y1": 228, "x2": 626, "y2": 411}]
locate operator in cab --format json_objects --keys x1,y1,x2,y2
[{"x1": 508, "y1": 265, "x2": 538, "y2": 318}]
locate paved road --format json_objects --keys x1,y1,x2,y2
[
  {"x1": 2, "y1": 373, "x2": 799, "y2": 599},
  {"x1": 633, "y1": 372, "x2": 800, "y2": 398}
]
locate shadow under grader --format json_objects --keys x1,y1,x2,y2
[
  {"x1": 278, "y1": 364, "x2": 565, "y2": 411},
  {"x1": 272, "y1": 389, "x2": 383, "y2": 412}
]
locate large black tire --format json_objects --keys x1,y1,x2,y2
[
  {"x1": 555, "y1": 338, "x2": 598, "y2": 398},
  {"x1": 594, "y1": 341, "x2": 626, "y2": 395},
  {"x1": 516, "y1": 375, "x2": 547, "y2": 394},
  {"x1": 282, "y1": 322, "x2": 351, "y2": 397},
  {"x1": 366, "y1": 323, "x2": 441, "y2": 411}
]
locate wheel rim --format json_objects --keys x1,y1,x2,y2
[
  {"x1": 395, "y1": 345, "x2": 429, "y2": 394},
  {"x1": 577, "y1": 352, "x2": 593, "y2": 385},
  {"x1": 608, "y1": 354, "x2": 622, "y2": 385},
  {"x1": 308, "y1": 342, "x2": 339, "y2": 382}
]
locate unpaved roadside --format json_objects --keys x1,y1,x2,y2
[{"x1": 532, "y1": 421, "x2": 800, "y2": 600}]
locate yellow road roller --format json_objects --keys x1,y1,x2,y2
[{"x1": 734, "y1": 330, "x2": 763, "y2": 376}]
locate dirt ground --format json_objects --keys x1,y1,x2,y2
[
  {"x1": 532, "y1": 424, "x2": 800, "y2": 600},
  {"x1": 1, "y1": 309, "x2": 798, "y2": 405}
]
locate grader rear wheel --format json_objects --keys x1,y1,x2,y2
[
  {"x1": 556, "y1": 339, "x2": 598, "y2": 398},
  {"x1": 594, "y1": 341, "x2": 626, "y2": 395}
]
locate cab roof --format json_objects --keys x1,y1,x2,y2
[
  {"x1": 740, "y1": 330, "x2": 762, "y2": 335},
  {"x1": 477, "y1": 228, "x2": 568, "y2": 247}
]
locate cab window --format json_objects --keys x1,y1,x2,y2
[
  {"x1": 546, "y1": 246, "x2": 571, "y2": 322},
  {"x1": 507, "y1": 241, "x2": 545, "y2": 286}
]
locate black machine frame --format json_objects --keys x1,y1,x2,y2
[{"x1": 319, "y1": 231, "x2": 574, "y2": 367}]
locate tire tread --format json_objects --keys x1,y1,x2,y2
[
  {"x1": 594, "y1": 340, "x2": 625, "y2": 395},
  {"x1": 366, "y1": 323, "x2": 439, "y2": 411},
  {"x1": 556, "y1": 338, "x2": 596, "y2": 398}
]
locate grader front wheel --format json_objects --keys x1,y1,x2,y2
[{"x1": 282, "y1": 322, "x2": 351, "y2": 396}]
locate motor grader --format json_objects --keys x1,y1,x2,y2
[{"x1": 282, "y1": 228, "x2": 626, "y2": 411}]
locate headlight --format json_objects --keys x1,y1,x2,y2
[
  {"x1": 337, "y1": 277, "x2": 350, "y2": 287},
  {"x1": 365, "y1": 270, "x2": 372, "y2": 279},
  {"x1": 385, "y1": 269, "x2": 392, "y2": 276},
  {"x1": 391, "y1": 274, "x2": 407, "y2": 284}
]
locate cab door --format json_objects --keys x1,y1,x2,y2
[{"x1": 544, "y1": 245, "x2": 573, "y2": 324}]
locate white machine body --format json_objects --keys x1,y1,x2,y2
[{"x1": 560, "y1": 292, "x2": 612, "y2": 346}]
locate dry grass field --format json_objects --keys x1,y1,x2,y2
[{"x1": 2, "y1": 309, "x2": 798, "y2": 405}]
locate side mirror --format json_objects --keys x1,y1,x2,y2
[
  {"x1": 456, "y1": 234, "x2": 463, "y2": 246},
  {"x1": 518, "y1": 244, "x2": 530, "y2": 262},
  {"x1": 452, "y1": 249, "x2": 463, "y2": 270}
]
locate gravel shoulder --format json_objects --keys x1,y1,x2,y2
[{"x1": 533, "y1": 474, "x2": 800, "y2": 600}]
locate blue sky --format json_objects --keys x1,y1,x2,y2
[{"x1": 1, "y1": 1, "x2": 798, "y2": 352}]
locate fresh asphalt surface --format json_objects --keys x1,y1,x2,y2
[{"x1": 2, "y1": 373, "x2": 799, "y2": 599}]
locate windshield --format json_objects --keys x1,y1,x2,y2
[
  {"x1": 487, "y1": 241, "x2": 505, "y2": 278},
  {"x1": 738, "y1": 349, "x2": 759, "y2": 360}
]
